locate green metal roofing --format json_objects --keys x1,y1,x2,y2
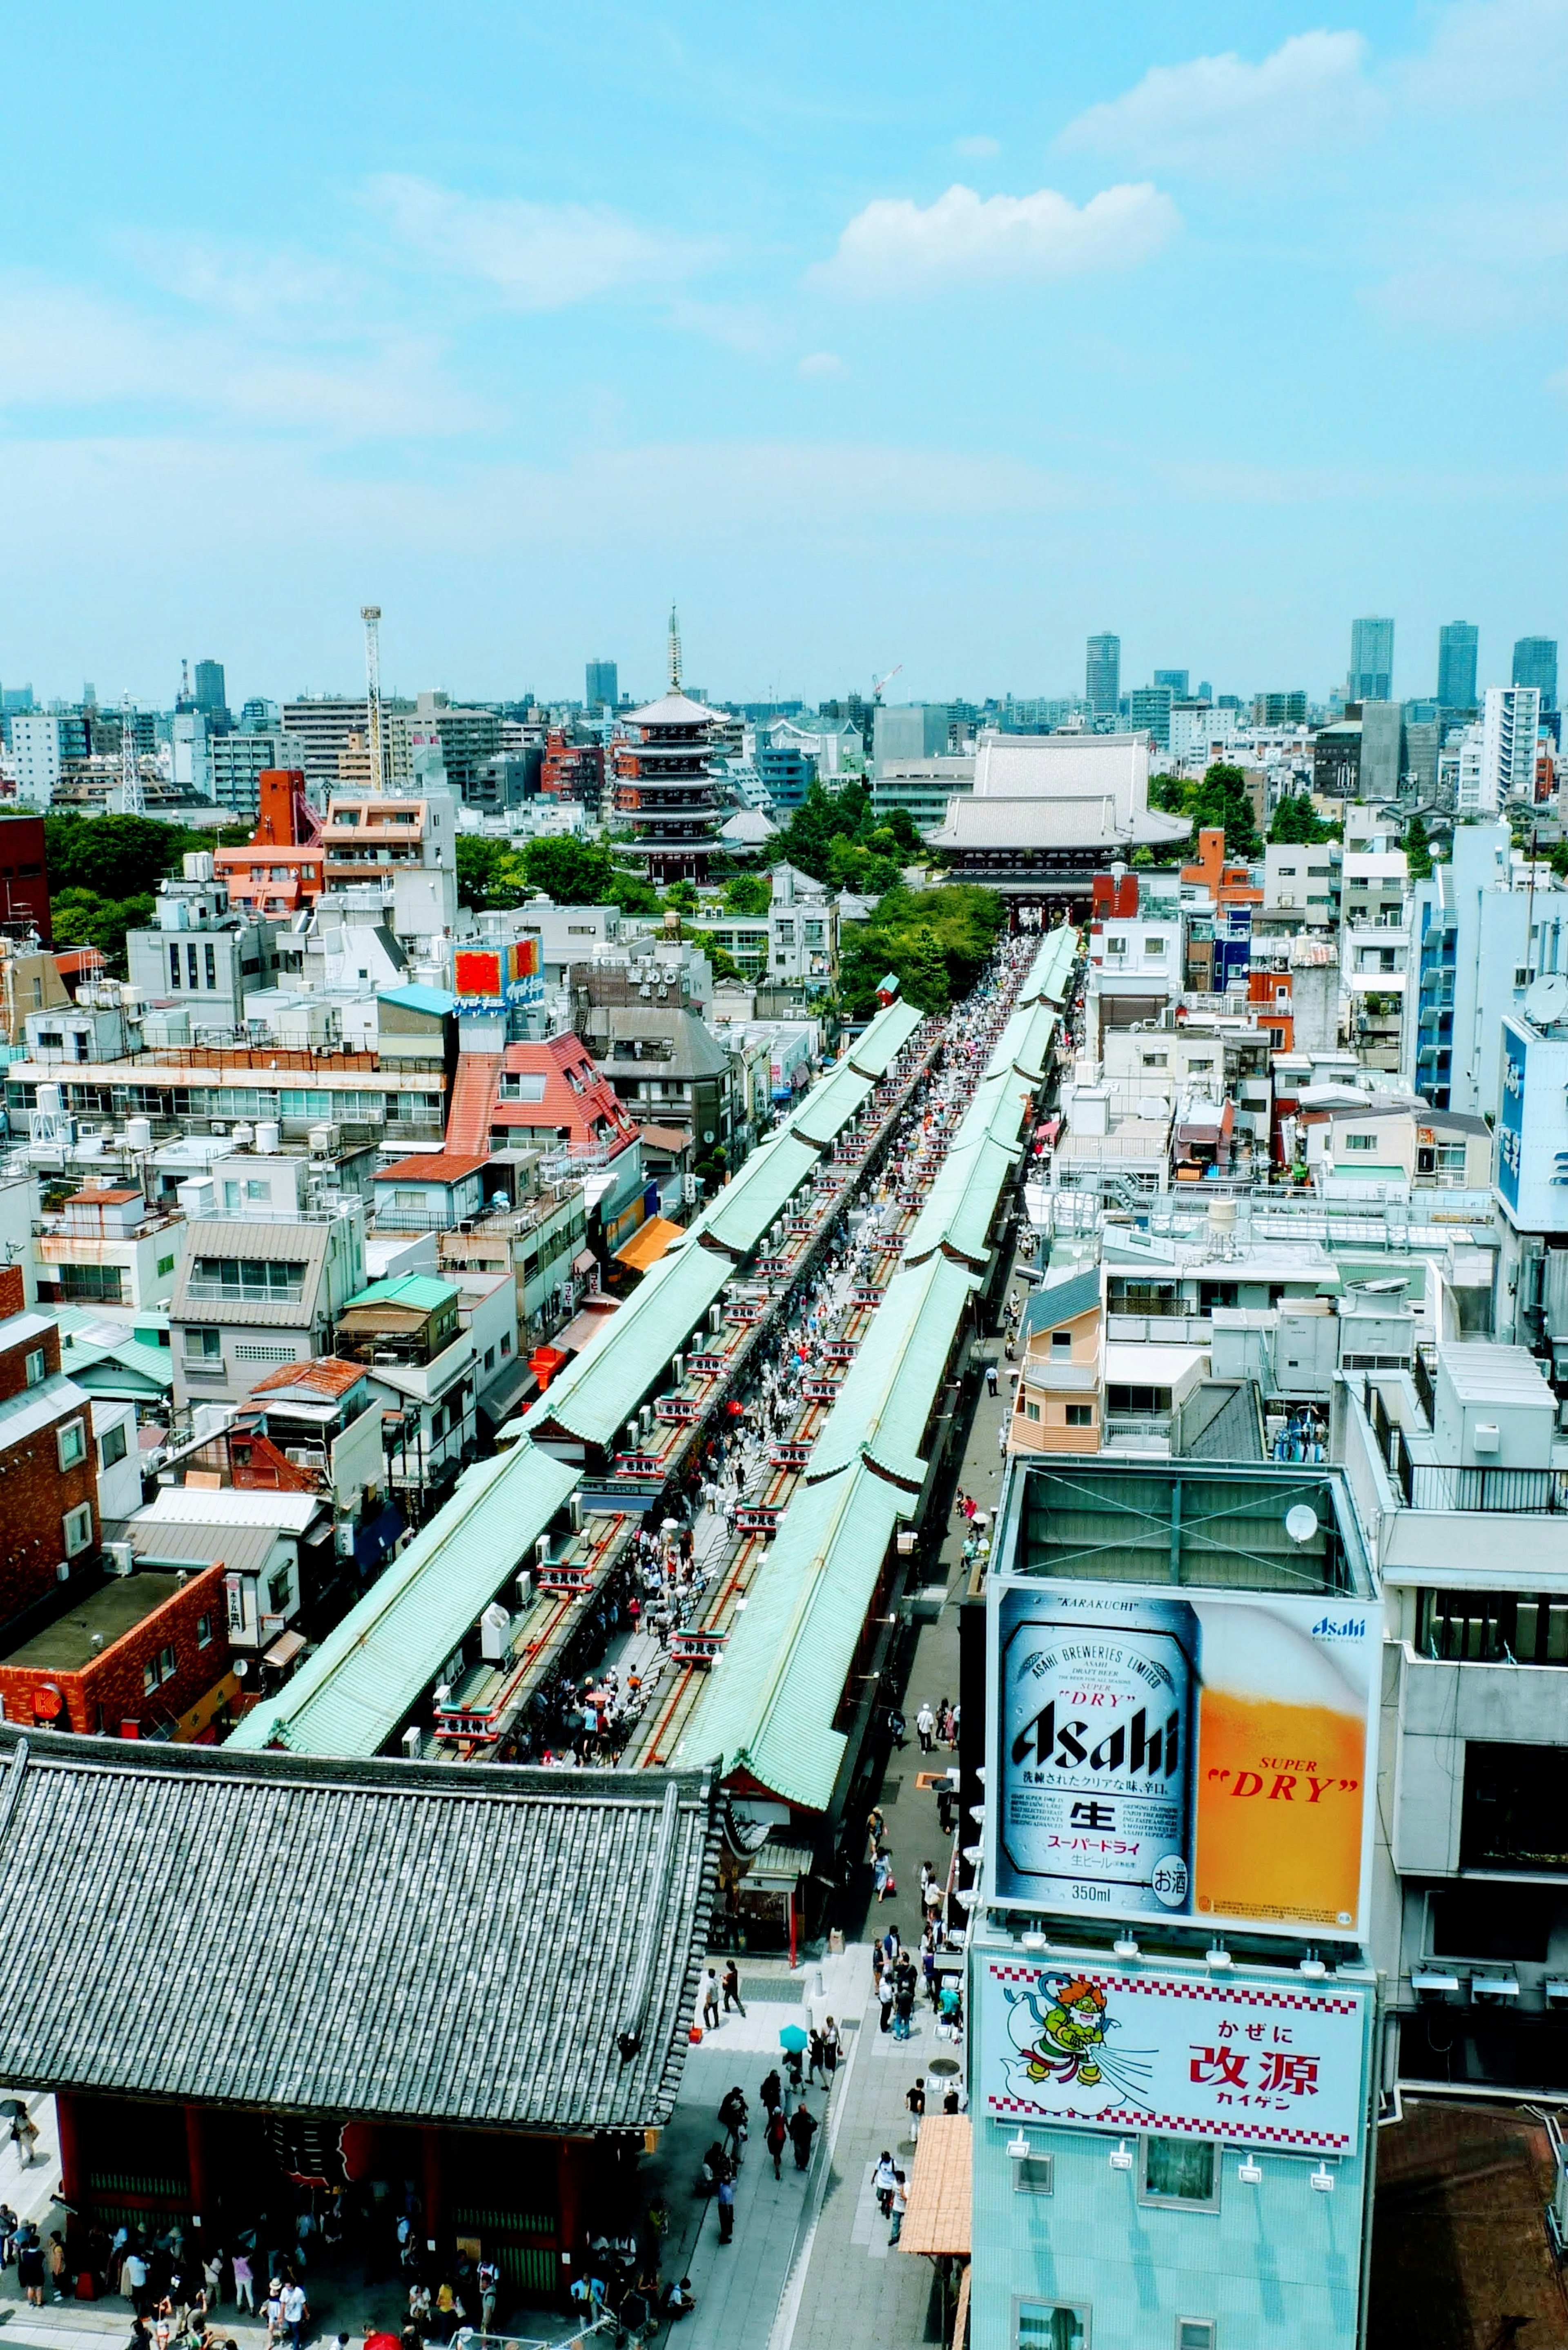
[
  {"x1": 688, "y1": 1133, "x2": 821, "y2": 1255},
  {"x1": 903, "y1": 1131, "x2": 1018, "y2": 1267},
  {"x1": 378, "y1": 984, "x2": 457, "y2": 1017},
  {"x1": 1010, "y1": 1003, "x2": 1058, "y2": 1081},
  {"x1": 808, "y1": 1251, "x2": 977, "y2": 1491},
  {"x1": 847, "y1": 996, "x2": 923, "y2": 1077},
  {"x1": 344, "y1": 1274, "x2": 458, "y2": 1313},
  {"x1": 787, "y1": 1061, "x2": 875, "y2": 1148},
  {"x1": 524, "y1": 1242, "x2": 732, "y2": 1445},
  {"x1": 227, "y1": 1440, "x2": 580, "y2": 1759},
  {"x1": 679, "y1": 1462, "x2": 907, "y2": 1813}
]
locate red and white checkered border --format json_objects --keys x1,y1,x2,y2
[
  {"x1": 984, "y1": 2094, "x2": 1349, "y2": 2150},
  {"x1": 985, "y1": 1961, "x2": 1359, "y2": 2016}
]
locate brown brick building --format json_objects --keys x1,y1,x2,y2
[{"x1": 0, "y1": 1268, "x2": 100, "y2": 1618}]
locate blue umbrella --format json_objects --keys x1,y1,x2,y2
[{"x1": 779, "y1": 2024, "x2": 809, "y2": 2052}]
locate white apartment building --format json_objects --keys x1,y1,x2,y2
[
  {"x1": 1168, "y1": 700, "x2": 1239, "y2": 763},
  {"x1": 1263, "y1": 840, "x2": 1340, "y2": 924},
  {"x1": 10, "y1": 713, "x2": 61, "y2": 805},
  {"x1": 1482, "y1": 684, "x2": 1541, "y2": 809}
]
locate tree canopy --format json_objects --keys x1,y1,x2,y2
[
  {"x1": 767, "y1": 780, "x2": 922, "y2": 889},
  {"x1": 1150, "y1": 763, "x2": 1262, "y2": 860},
  {"x1": 42, "y1": 814, "x2": 247, "y2": 976},
  {"x1": 837, "y1": 882, "x2": 1005, "y2": 1018},
  {"x1": 1269, "y1": 792, "x2": 1341, "y2": 846}
]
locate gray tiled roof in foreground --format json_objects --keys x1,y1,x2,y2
[{"x1": 0, "y1": 1728, "x2": 718, "y2": 2132}]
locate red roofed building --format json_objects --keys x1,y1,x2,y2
[
  {"x1": 371, "y1": 1149, "x2": 495, "y2": 1230},
  {"x1": 214, "y1": 769, "x2": 326, "y2": 919},
  {"x1": 490, "y1": 1034, "x2": 639, "y2": 1160},
  {"x1": 1180, "y1": 826, "x2": 1263, "y2": 911}
]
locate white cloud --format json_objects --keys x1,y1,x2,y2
[
  {"x1": 812, "y1": 182, "x2": 1177, "y2": 294},
  {"x1": 111, "y1": 231, "x2": 357, "y2": 321},
  {"x1": 1399, "y1": 0, "x2": 1568, "y2": 110},
  {"x1": 363, "y1": 175, "x2": 717, "y2": 310},
  {"x1": 1057, "y1": 30, "x2": 1376, "y2": 176},
  {"x1": 0, "y1": 280, "x2": 479, "y2": 438},
  {"x1": 953, "y1": 135, "x2": 1001, "y2": 158},
  {"x1": 798, "y1": 350, "x2": 844, "y2": 377}
]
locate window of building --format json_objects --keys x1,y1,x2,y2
[
  {"x1": 1105, "y1": 935, "x2": 1127, "y2": 957},
  {"x1": 62, "y1": 1502, "x2": 94, "y2": 1556},
  {"x1": 98, "y1": 1422, "x2": 129, "y2": 1471},
  {"x1": 1013, "y1": 2153, "x2": 1054, "y2": 2194},
  {"x1": 1051, "y1": 1330, "x2": 1073, "y2": 1354},
  {"x1": 1143, "y1": 936, "x2": 1166, "y2": 956},
  {"x1": 57, "y1": 1418, "x2": 87, "y2": 1469},
  {"x1": 57, "y1": 1263, "x2": 125, "y2": 1305},
  {"x1": 266, "y1": 1568, "x2": 292, "y2": 1616},
  {"x1": 205, "y1": 942, "x2": 217, "y2": 990},
  {"x1": 1016, "y1": 2304, "x2": 1088, "y2": 2350},
  {"x1": 1023, "y1": 1399, "x2": 1041, "y2": 1423},
  {"x1": 1197, "y1": 1281, "x2": 1237, "y2": 1311},
  {"x1": 169, "y1": 943, "x2": 181, "y2": 990},
  {"x1": 157, "y1": 1253, "x2": 176, "y2": 1278},
  {"x1": 184, "y1": 1328, "x2": 223, "y2": 1362},
  {"x1": 1140, "y1": 2136, "x2": 1218, "y2": 2209},
  {"x1": 1418, "y1": 1590, "x2": 1568, "y2": 1668},
  {"x1": 1065, "y1": 1403, "x2": 1094, "y2": 1428},
  {"x1": 1176, "y1": 2325, "x2": 1216, "y2": 2350},
  {"x1": 483, "y1": 1345, "x2": 496, "y2": 1372},
  {"x1": 500, "y1": 1332, "x2": 512, "y2": 1355},
  {"x1": 196, "y1": 1613, "x2": 213, "y2": 1648},
  {"x1": 1429, "y1": 1885, "x2": 1552, "y2": 1962},
  {"x1": 1462, "y1": 1742, "x2": 1568, "y2": 1872},
  {"x1": 1142, "y1": 1052, "x2": 1168, "y2": 1070}
]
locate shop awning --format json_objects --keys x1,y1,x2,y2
[
  {"x1": 617, "y1": 1215, "x2": 685, "y2": 1271},
  {"x1": 745, "y1": 1837, "x2": 815, "y2": 1890},
  {"x1": 262, "y1": 1630, "x2": 306, "y2": 1670},
  {"x1": 900, "y1": 2115, "x2": 971, "y2": 2255},
  {"x1": 572, "y1": 1249, "x2": 599, "y2": 1276}
]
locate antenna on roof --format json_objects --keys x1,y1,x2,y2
[
  {"x1": 668, "y1": 605, "x2": 682, "y2": 695},
  {"x1": 361, "y1": 604, "x2": 387, "y2": 791},
  {"x1": 118, "y1": 694, "x2": 144, "y2": 816}
]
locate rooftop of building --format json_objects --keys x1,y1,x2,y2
[{"x1": 1, "y1": 1570, "x2": 196, "y2": 1672}]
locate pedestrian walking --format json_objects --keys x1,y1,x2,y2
[
  {"x1": 477, "y1": 2260, "x2": 499, "y2": 2333},
  {"x1": 788, "y1": 2101, "x2": 817, "y2": 2170},
  {"x1": 905, "y1": 2077, "x2": 926, "y2": 2143},
  {"x1": 722, "y1": 1959, "x2": 746, "y2": 2016},
  {"x1": 986, "y1": 1362, "x2": 998, "y2": 1398},
  {"x1": 915, "y1": 1703, "x2": 935, "y2": 1753},
  {"x1": 715, "y1": 2170, "x2": 735, "y2": 2245},
  {"x1": 46, "y1": 2233, "x2": 68, "y2": 2304},
  {"x1": 759, "y1": 2067, "x2": 782, "y2": 2118},
  {"x1": 280, "y1": 2279, "x2": 307, "y2": 2350},
  {"x1": 878, "y1": 1972, "x2": 895, "y2": 2033},
  {"x1": 699, "y1": 1967, "x2": 720, "y2": 2031},
  {"x1": 231, "y1": 2255, "x2": 254, "y2": 2314},
  {"x1": 820, "y1": 2017, "x2": 841, "y2": 2078},
  {"x1": 889, "y1": 2170, "x2": 908, "y2": 2246},
  {"x1": 718, "y1": 2085, "x2": 748, "y2": 2164},
  {"x1": 15, "y1": 2231, "x2": 45, "y2": 2308},
  {"x1": 765, "y1": 2107, "x2": 787, "y2": 2180}
]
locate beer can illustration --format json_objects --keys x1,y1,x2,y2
[{"x1": 998, "y1": 1589, "x2": 1196, "y2": 1916}]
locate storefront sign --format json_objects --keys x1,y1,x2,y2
[
  {"x1": 979, "y1": 1956, "x2": 1366, "y2": 2152},
  {"x1": 989, "y1": 1578, "x2": 1378, "y2": 1939}
]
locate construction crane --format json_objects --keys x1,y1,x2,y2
[
  {"x1": 361, "y1": 604, "x2": 387, "y2": 791},
  {"x1": 871, "y1": 664, "x2": 903, "y2": 703},
  {"x1": 118, "y1": 693, "x2": 145, "y2": 816}
]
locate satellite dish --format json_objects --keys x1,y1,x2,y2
[
  {"x1": 1525, "y1": 973, "x2": 1568, "y2": 1028},
  {"x1": 1285, "y1": 1503, "x2": 1320, "y2": 1545}
]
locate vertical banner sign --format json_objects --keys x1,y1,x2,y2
[{"x1": 990, "y1": 1580, "x2": 1379, "y2": 1939}]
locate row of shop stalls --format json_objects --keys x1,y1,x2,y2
[{"x1": 226, "y1": 931, "x2": 1082, "y2": 1958}]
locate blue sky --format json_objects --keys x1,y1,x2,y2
[{"x1": 1, "y1": 0, "x2": 1561, "y2": 708}]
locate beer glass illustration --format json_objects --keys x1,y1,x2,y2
[{"x1": 1192, "y1": 1601, "x2": 1369, "y2": 1930}]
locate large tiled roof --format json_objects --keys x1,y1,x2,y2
[{"x1": 0, "y1": 1726, "x2": 719, "y2": 2132}]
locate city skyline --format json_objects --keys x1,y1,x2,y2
[{"x1": 0, "y1": 0, "x2": 1561, "y2": 700}]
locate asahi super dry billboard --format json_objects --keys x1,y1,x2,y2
[{"x1": 988, "y1": 1579, "x2": 1379, "y2": 1940}]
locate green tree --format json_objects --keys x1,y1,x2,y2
[
  {"x1": 50, "y1": 888, "x2": 155, "y2": 976},
  {"x1": 45, "y1": 813, "x2": 213, "y2": 901},
  {"x1": 722, "y1": 872, "x2": 772, "y2": 916},
  {"x1": 1402, "y1": 814, "x2": 1434, "y2": 881},
  {"x1": 1269, "y1": 792, "x2": 1338, "y2": 846},
  {"x1": 455, "y1": 836, "x2": 527, "y2": 911},
  {"x1": 519, "y1": 835, "x2": 617, "y2": 903},
  {"x1": 1188, "y1": 762, "x2": 1261, "y2": 859},
  {"x1": 836, "y1": 881, "x2": 1005, "y2": 1018}
]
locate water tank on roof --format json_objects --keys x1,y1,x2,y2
[
  {"x1": 256, "y1": 1120, "x2": 281, "y2": 1155},
  {"x1": 232, "y1": 1123, "x2": 255, "y2": 1150},
  {"x1": 126, "y1": 1115, "x2": 154, "y2": 1152}
]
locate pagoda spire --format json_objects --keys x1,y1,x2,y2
[{"x1": 668, "y1": 604, "x2": 682, "y2": 694}]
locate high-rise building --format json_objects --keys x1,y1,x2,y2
[
  {"x1": 1358, "y1": 700, "x2": 1404, "y2": 802},
  {"x1": 193, "y1": 659, "x2": 228, "y2": 720},
  {"x1": 1513, "y1": 636, "x2": 1559, "y2": 711},
  {"x1": 281, "y1": 698, "x2": 372, "y2": 793},
  {"x1": 1127, "y1": 685, "x2": 1173, "y2": 748},
  {"x1": 10, "y1": 713, "x2": 62, "y2": 806},
  {"x1": 1085, "y1": 633, "x2": 1120, "y2": 716},
  {"x1": 1250, "y1": 690, "x2": 1308, "y2": 727},
  {"x1": 585, "y1": 659, "x2": 619, "y2": 712},
  {"x1": 1348, "y1": 616, "x2": 1394, "y2": 702},
  {"x1": 1479, "y1": 684, "x2": 1541, "y2": 810},
  {"x1": 873, "y1": 705, "x2": 951, "y2": 767},
  {"x1": 1152, "y1": 668, "x2": 1188, "y2": 697},
  {"x1": 1436, "y1": 622, "x2": 1478, "y2": 711}
]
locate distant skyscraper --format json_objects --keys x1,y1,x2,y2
[
  {"x1": 1128, "y1": 685, "x2": 1173, "y2": 749},
  {"x1": 1480, "y1": 684, "x2": 1541, "y2": 809},
  {"x1": 1348, "y1": 617, "x2": 1394, "y2": 703},
  {"x1": 1513, "y1": 637, "x2": 1558, "y2": 712},
  {"x1": 194, "y1": 659, "x2": 227, "y2": 718},
  {"x1": 1086, "y1": 633, "x2": 1120, "y2": 716},
  {"x1": 1436, "y1": 622, "x2": 1478, "y2": 711},
  {"x1": 1153, "y1": 669, "x2": 1188, "y2": 697},
  {"x1": 585, "y1": 658, "x2": 619, "y2": 711}
]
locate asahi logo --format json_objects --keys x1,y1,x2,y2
[{"x1": 1011, "y1": 1697, "x2": 1182, "y2": 1783}]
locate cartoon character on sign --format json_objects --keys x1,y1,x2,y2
[{"x1": 1002, "y1": 1973, "x2": 1155, "y2": 2110}]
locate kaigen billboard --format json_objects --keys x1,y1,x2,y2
[
  {"x1": 979, "y1": 1955, "x2": 1367, "y2": 2152},
  {"x1": 454, "y1": 938, "x2": 542, "y2": 1010},
  {"x1": 989, "y1": 1579, "x2": 1379, "y2": 1939}
]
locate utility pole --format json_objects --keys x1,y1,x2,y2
[{"x1": 361, "y1": 604, "x2": 387, "y2": 790}]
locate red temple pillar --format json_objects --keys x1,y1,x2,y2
[
  {"x1": 54, "y1": 2094, "x2": 82, "y2": 2209},
  {"x1": 421, "y1": 2127, "x2": 445, "y2": 2241},
  {"x1": 183, "y1": 2107, "x2": 209, "y2": 2232},
  {"x1": 556, "y1": 2137, "x2": 593, "y2": 2285}
]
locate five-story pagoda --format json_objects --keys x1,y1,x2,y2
[{"x1": 612, "y1": 609, "x2": 720, "y2": 883}]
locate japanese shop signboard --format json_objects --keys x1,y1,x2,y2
[
  {"x1": 988, "y1": 1578, "x2": 1379, "y2": 1940},
  {"x1": 979, "y1": 1956, "x2": 1367, "y2": 2152},
  {"x1": 454, "y1": 937, "x2": 542, "y2": 1012}
]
